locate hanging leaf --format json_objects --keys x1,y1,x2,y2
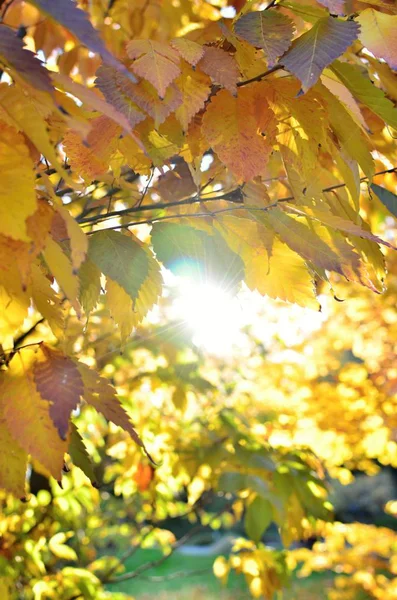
[
  {"x1": 33, "y1": 344, "x2": 84, "y2": 440},
  {"x1": 264, "y1": 207, "x2": 344, "y2": 273},
  {"x1": 0, "y1": 416, "x2": 28, "y2": 497},
  {"x1": 331, "y1": 61, "x2": 397, "y2": 130},
  {"x1": 42, "y1": 237, "x2": 80, "y2": 313},
  {"x1": 151, "y1": 220, "x2": 245, "y2": 291},
  {"x1": 174, "y1": 61, "x2": 212, "y2": 131},
  {"x1": 88, "y1": 230, "x2": 150, "y2": 303},
  {"x1": 245, "y1": 495, "x2": 273, "y2": 543},
  {"x1": 68, "y1": 422, "x2": 97, "y2": 485},
  {"x1": 0, "y1": 24, "x2": 53, "y2": 93},
  {"x1": 371, "y1": 183, "x2": 397, "y2": 217},
  {"x1": 281, "y1": 17, "x2": 359, "y2": 92},
  {"x1": 0, "y1": 349, "x2": 67, "y2": 480},
  {"x1": 199, "y1": 46, "x2": 240, "y2": 95},
  {"x1": 126, "y1": 40, "x2": 181, "y2": 98},
  {"x1": 234, "y1": 10, "x2": 294, "y2": 67},
  {"x1": 171, "y1": 38, "x2": 204, "y2": 66},
  {"x1": 0, "y1": 123, "x2": 37, "y2": 242},
  {"x1": 202, "y1": 86, "x2": 273, "y2": 181},
  {"x1": 94, "y1": 66, "x2": 146, "y2": 129},
  {"x1": 77, "y1": 363, "x2": 151, "y2": 457},
  {"x1": 27, "y1": 0, "x2": 135, "y2": 79},
  {"x1": 357, "y1": 9, "x2": 397, "y2": 69}
]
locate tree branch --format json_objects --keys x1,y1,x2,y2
[{"x1": 83, "y1": 166, "x2": 397, "y2": 233}]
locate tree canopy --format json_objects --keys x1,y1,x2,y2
[{"x1": 0, "y1": 0, "x2": 397, "y2": 598}]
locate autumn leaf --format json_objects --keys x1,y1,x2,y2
[
  {"x1": 263, "y1": 207, "x2": 345, "y2": 274},
  {"x1": 234, "y1": 9, "x2": 294, "y2": 67},
  {"x1": 0, "y1": 349, "x2": 67, "y2": 480},
  {"x1": 27, "y1": 0, "x2": 135, "y2": 80},
  {"x1": 77, "y1": 363, "x2": 150, "y2": 456},
  {"x1": 78, "y1": 258, "x2": 102, "y2": 315},
  {"x1": 33, "y1": 345, "x2": 84, "y2": 440},
  {"x1": 94, "y1": 66, "x2": 146, "y2": 129},
  {"x1": 126, "y1": 40, "x2": 181, "y2": 98},
  {"x1": 281, "y1": 17, "x2": 359, "y2": 92},
  {"x1": 199, "y1": 46, "x2": 240, "y2": 95},
  {"x1": 331, "y1": 60, "x2": 397, "y2": 131},
  {"x1": 316, "y1": 0, "x2": 346, "y2": 14},
  {"x1": 63, "y1": 115, "x2": 121, "y2": 182},
  {"x1": 0, "y1": 416, "x2": 28, "y2": 497},
  {"x1": 171, "y1": 38, "x2": 204, "y2": 66},
  {"x1": 174, "y1": 60, "x2": 212, "y2": 131},
  {"x1": 42, "y1": 237, "x2": 80, "y2": 313},
  {"x1": 357, "y1": 9, "x2": 397, "y2": 69},
  {"x1": 0, "y1": 124, "x2": 37, "y2": 242},
  {"x1": 68, "y1": 422, "x2": 97, "y2": 485},
  {"x1": 0, "y1": 24, "x2": 53, "y2": 93},
  {"x1": 202, "y1": 86, "x2": 273, "y2": 181},
  {"x1": 105, "y1": 242, "x2": 162, "y2": 339}
]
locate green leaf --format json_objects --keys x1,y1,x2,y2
[
  {"x1": 331, "y1": 61, "x2": 397, "y2": 130},
  {"x1": 78, "y1": 257, "x2": 101, "y2": 314},
  {"x1": 218, "y1": 471, "x2": 246, "y2": 493},
  {"x1": 234, "y1": 10, "x2": 294, "y2": 67},
  {"x1": 68, "y1": 422, "x2": 97, "y2": 486},
  {"x1": 246, "y1": 474, "x2": 272, "y2": 498},
  {"x1": 88, "y1": 231, "x2": 149, "y2": 302},
  {"x1": 281, "y1": 17, "x2": 359, "y2": 92},
  {"x1": 244, "y1": 495, "x2": 273, "y2": 543},
  {"x1": 151, "y1": 221, "x2": 245, "y2": 291},
  {"x1": 371, "y1": 183, "x2": 397, "y2": 217}
]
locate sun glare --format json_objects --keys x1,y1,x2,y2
[
  {"x1": 167, "y1": 276, "x2": 329, "y2": 357},
  {"x1": 171, "y1": 281, "x2": 246, "y2": 355}
]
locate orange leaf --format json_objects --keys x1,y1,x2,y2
[
  {"x1": 202, "y1": 86, "x2": 273, "y2": 181},
  {"x1": 127, "y1": 40, "x2": 181, "y2": 98}
]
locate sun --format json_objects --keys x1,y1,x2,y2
[
  {"x1": 171, "y1": 279, "x2": 248, "y2": 356},
  {"x1": 167, "y1": 275, "x2": 328, "y2": 357}
]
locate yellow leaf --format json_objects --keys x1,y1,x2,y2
[
  {"x1": 55, "y1": 205, "x2": 88, "y2": 270},
  {"x1": 175, "y1": 60, "x2": 212, "y2": 131},
  {"x1": 0, "y1": 349, "x2": 67, "y2": 479},
  {"x1": 42, "y1": 237, "x2": 80, "y2": 314},
  {"x1": 49, "y1": 532, "x2": 77, "y2": 561},
  {"x1": 0, "y1": 123, "x2": 36, "y2": 241},
  {"x1": 245, "y1": 238, "x2": 318, "y2": 309},
  {"x1": 357, "y1": 9, "x2": 397, "y2": 70},
  {"x1": 317, "y1": 83, "x2": 374, "y2": 178},
  {"x1": 0, "y1": 416, "x2": 27, "y2": 497},
  {"x1": 0, "y1": 83, "x2": 70, "y2": 182},
  {"x1": 171, "y1": 38, "x2": 204, "y2": 66}
]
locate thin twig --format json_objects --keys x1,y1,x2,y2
[
  {"x1": 106, "y1": 505, "x2": 231, "y2": 584},
  {"x1": 237, "y1": 65, "x2": 283, "y2": 88},
  {"x1": 82, "y1": 166, "x2": 397, "y2": 232}
]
